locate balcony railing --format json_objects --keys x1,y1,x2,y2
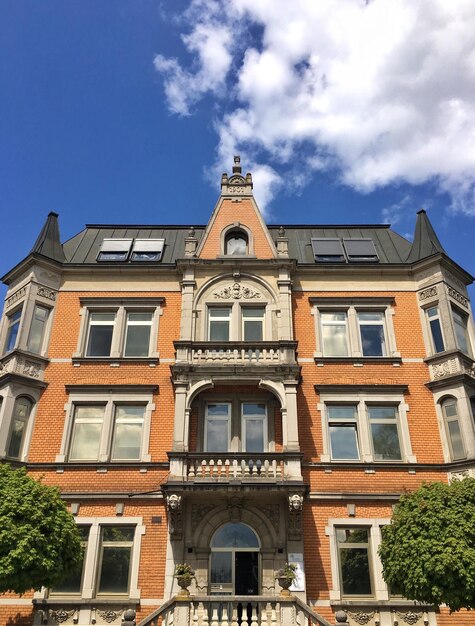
[
  {"x1": 168, "y1": 453, "x2": 303, "y2": 484},
  {"x1": 174, "y1": 341, "x2": 298, "y2": 368},
  {"x1": 136, "y1": 596, "x2": 335, "y2": 626}
]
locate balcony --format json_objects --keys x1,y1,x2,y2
[
  {"x1": 173, "y1": 341, "x2": 299, "y2": 376},
  {"x1": 168, "y1": 452, "x2": 303, "y2": 487}
]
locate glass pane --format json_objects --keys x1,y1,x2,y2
[
  {"x1": 226, "y1": 237, "x2": 247, "y2": 255},
  {"x1": 360, "y1": 325, "x2": 385, "y2": 356},
  {"x1": 212, "y1": 523, "x2": 259, "y2": 548},
  {"x1": 90, "y1": 313, "x2": 116, "y2": 322},
  {"x1": 14, "y1": 398, "x2": 32, "y2": 419},
  {"x1": 245, "y1": 418, "x2": 265, "y2": 452},
  {"x1": 7, "y1": 419, "x2": 25, "y2": 458},
  {"x1": 243, "y1": 320, "x2": 263, "y2": 341},
  {"x1": 321, "y1": 312, "x2": 346, "y2": 322},
  {"x1": 242, "y1": 308, "x2": 265, "y2": 318},
  {"x1": 454, "y1": 320, "x2": 469, "y2": 353},
  {"x1": 210, "y1": 308, "x2": 231, "y2": 318},
  {"x1": 98, "y1": 546, "x2": 131, "y2": 593},
  {"x1": 87, "y1": 325, "x2": 114, "y2": 356},
  {"x1": 429, "y1": 318, "x2": 445, "y2": 353},
  {"x1": 322, "y1": 325, "x2": 348, "y2": 356},
  {"x1": 53, "y1": 529, "x2": 88, "y2": 593},
  {"x1": 6, "y1": 310, "x2": 21, "y2": 352},
  {"x1": 448, "y1": 420, "x2": 465, "y2": 459},
  {"x1": 368, "y1": 406, "x2": 396, "y2": 420},
  {"x1": 358, "y1": 312, "x2": 383, "y2": 322},
  {"x1": 340, "y1": 548, "x2": 372, "y2": 595},
  {"x1": 443, "y1": 401, "x2": 458, "y2": 419},
  {"x1": 127, "y1": 312, "x2": 153, "y2": 322},
  {"x1": 206, "y1": 419, "x2": 229, "y2": 452},
  {"x1": 112, "y1": 422, "x2": 142, "y2": 460},
  {"x1": 329, "y1": 425, "x2": 359, "y2": 460},
  {"x1": 27, "y1": 306, "x2": 49, "y2": 353},
  {"x1": 210, "y1": 321, "x2": 230, "y2": 341},
  {"x1": 102, "y1": 526, "x2": 134, "y2": 541},
  {"x1": 207, "y1": 404, "x2": 230, "y2": 416},
  {"x1": 328, "y1": 406, "x2": 356, "y2": 420},
  {"x1": 70, "y1": 423, "x2": 102, "y2": 460},
  {"x1": 337, "y1": 528, "x2": 368, "y2": 544},
  {"x1": 210, "y1": 551, "x2": 232, "y2": 584},
  {"x1": 371, "y1": 423, "x2": 401, "y2": 460},
  {"x1": 242, "y1": 403, "x2": 266, "y2": 416},
  {"x1": 124, "y1": 324, "x2": 151, "y2": 356}
]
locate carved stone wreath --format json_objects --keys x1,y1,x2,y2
[
  {"x1": 96, "y1": 608, "x2": 123, "y2": 623},
  {"x1": 348, "y1": 611, "x2": 375, "y2": 625},
  {"x1": 213, "y1": 283, "x2": 261, "y2": 300},
  {"x1": 395, "y1": 611, "x2": 422, "y2": 625},
  {"x1": 50, "y1": 608, "x2": 75, "y2": 624}
]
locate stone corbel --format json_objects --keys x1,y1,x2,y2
[
  {"x1": 287, "y1": 493, "x2": 304, "y2": 540},
  {"x1": 167, "y1": 494, "x2": 183, "y2": 540}
]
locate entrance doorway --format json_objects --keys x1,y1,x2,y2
[{"x1": 210, "y1": 523, "x2": 260, "y2": 595}]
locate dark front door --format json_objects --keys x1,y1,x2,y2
[{"x1": 235, "y1": 551, "x2": 259, "y2": 595}]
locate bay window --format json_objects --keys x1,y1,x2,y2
[
  {"x1": 27, "y1": 304, "x2": 50, "y2": 354},
  {"x1": 5, "y1": 308, "x2": 22, "y2": 353},
  {"x1": 7, "y1": 396, "x2": 34, "y2": 459},
  {"x1": 452, "y1": 307, "x2": 471, "y2": 355},
  {"x1": 441, "y1": 397, "x2": 465, "y2": 460}
]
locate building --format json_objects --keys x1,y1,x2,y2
[{"x1": 0, "y1": 157, "x2": 474, "y2": 626}]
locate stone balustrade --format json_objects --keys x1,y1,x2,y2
[{"x1": 174, "y1": 341, "x2": 298, "y2": 369}]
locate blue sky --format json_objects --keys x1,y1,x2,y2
[{"x1": 1, "y1": 0, "x2": 474, "y2": 296}]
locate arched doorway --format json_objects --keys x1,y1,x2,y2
[{"x1": 210, "y1": 523, "x2": 260, "y2": 595}]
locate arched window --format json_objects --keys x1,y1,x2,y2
[
  {"x1": 7, "y1": 396, "x2": 33, "y2": 459},
  {"x1": 210, "y1": 523, "x2": 260, "y2": 595},
  {"x1": 441, "y1": 397, "x2": 465, "y2": 460},
  {"x1": 225, "y1": 230, "x2": 248, "y2": 256}
]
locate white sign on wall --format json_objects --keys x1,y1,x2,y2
[{"x1": 288, "y1": 552, "x2": 305, "y2": 592}]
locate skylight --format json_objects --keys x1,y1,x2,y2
[
  {"x1": 131, "y1": 239, "x2": 165, "y2": 262},
  {"x1": 311, "y1": 238, "x2": 346, "y2": 262},
  {"x1": 343, "y1": 239, "x2": 379, "y2": 262}
]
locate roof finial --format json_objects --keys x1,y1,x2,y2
[{"x1": 233, "y1": 155, "x2": 242, "y2": 174}]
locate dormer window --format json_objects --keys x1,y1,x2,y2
[
  {"x1": 131, "y1": 239, "x2": 165, "y2": 262},
  {"x1": 225, "y1": 231, "x2": 248, "y2": 256},
  {"x1": 97, "y1": 239, "x2": 132, "y2": 262}
]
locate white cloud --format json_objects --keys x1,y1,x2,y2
[{"x1": 155, "y1": 0, "x2": 475, "y2": 214}]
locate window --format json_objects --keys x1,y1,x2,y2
[
  {"x1": 97, "y1": 239, "x2": 133, "y2": 262},
  {"x1": 311, "y1": 238, "x2": 345, "y2": 263},
  {"x1": 242, "y1": 308, "x2": 265, "y2": 341},
  {"x1": 49, "y1": 518, "x2": 144, "y2": 600},
  {"x1": 337, "y1": 527, "x2": 373, "y2": 596},
  {"x1": 367, "y1": 406, "x2": 401, "y2": 461},
  {"x1": 441, "y1": 398, "x2": 465, "y2": 460},
  {"x1": 319, "y1": 391, "x2": 412, "y2": 464},
  {"x1": 111, "y1": 406, "x2": 145, "y2": 460},
  {"x1": 208, "y1": 308, "x2": 231, "y2": 341},
  {"x1": 124, "y1": 312, "x2": 152, "y2": 356},
  {"x1": 69, "y1": 405, "x2": 105, "y2": 461},
  {"x1": 130, "y1": 239, "x2": 164, "y2": 262},
  {"x1": 7, "y1": 396, "x2": 33, "y2": 459},
  {"x1": 242, "y1": 403, "x2": 267, "y2": 452},
  {"x1": 5, "y1": 308, "x2": 22, "y2": 352},
  {"x1": 358, "y1": 312, "x2": 386, "y2": 357},
  {"x1": 312, "y1": 299, "x2": 398, "y2": 360},
  {"x1": 426, "y1": 306, "x2": 445, "y2": 353},
  {"x1": 86, "y1": 312, "x2": 116, "y2": 357},
  {"x1": 452, "y1": 308, "x2": 471, "y2": 355},
  {"x1": 58, "y1": 389, "x2": 154, "y2": 464},
  {"x1": 27, "y1": 304, "x2": 50, "y2": 354},
  {"x1": 52, "y1": 526, "x2": 89, "y2": 594},
  {"x1": 205, "y1": 403, "x2": 231, "y2": 452},
  {"x1": 97, "y1": 526, "x2": 135, "y2": 595},
  {"x1": 321, "y1": 312, "x2": 349, "y2": 356},
  {"x1": 76, "y1": 299, "x2": 163, "y2": 360},
  {"x1": 327, "y1": 406, "x2": 359, "y2": 460},
  {"x1": 225, "y1": 231, "x2": 248, "y2": 255},
  {"x1": 343, "y1": 239, "x2": 379, "y2": 263}
]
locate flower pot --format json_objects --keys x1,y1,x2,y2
[
  {"x1": 277, "y1": 576, "x2": 293, "y2": 596},
  {"x1": 176, "y1": 574, "x2": 193, "y2": 596}
]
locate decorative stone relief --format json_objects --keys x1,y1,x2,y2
[
  {"x1": 418, "y1": 286, "x2": 437, "y2": 301},
  {"x1": 191, "y1": 503, "x2": 215, "y2": 531},
  {"x1": 447, "y1": 286, "x2": 469, "y2": 308},
  {"x1": 23, "y1": 359, "x2": 41, "y2": 378},
  {"x1": 49, "y1": 608, "x2": 76, "y2": 624},
  {"x1": 430, "y1": 358, "x2": 458, "y2": 379},
  {"x1": 96, "y1": 608, "x2": 122, "y2": 623},
  {"x1": 37, "y1": 286, "x2": 57, "y2": 301},
  {"x1": 465, "y1": 363, "x2": 475, "y2": 379},
  {"x1": 288, "y1": 494, "x2": 304, "y2": 512},
  {"x1": 227, "y1": 496, "x2": 243, "y2": 522},
  {"x1": 262, "y1": 503, "x2": 280, "y2": 533},
  {"x1": 450, "y1": 468, "x2": 475, "y2": 482},
  {"x1": 348, "y1": 611, "x2": 374, "y2": 625},
  {"x1": 166, "y1": 493, "x2": 183, "y2": 540},
  {"x1": 394, "y1": 610, "x2": 423, "y2": 625},
  {"x1": 5, "y1": 286, "x2": 26, "y2": 310},
  {"x1": 213, "y1": 283, "x2": 261, "y2": 300},
  {"x1": 288, "y1": 494, "x2": 303, "y2": 540}
]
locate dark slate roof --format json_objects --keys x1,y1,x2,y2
[
  {"x1": 30, "y1": 212, "x2": 66, "y2": 263},
  {"x1": 405, "y1": 210, "x2": 446, "y2": 263},
  {"x1": 62, "y1": 223, "x2": 412, "y2": 265}
]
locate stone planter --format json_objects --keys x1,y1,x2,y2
[
  {"x1": 176, "y1": 574, "x2": 193, "y2": 597},
  {"x1": 277, "y1": 576, "x2": 294, "y2": 596}
]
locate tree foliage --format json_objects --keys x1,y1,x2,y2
[
  {"x1": 379, "y1": 478, "x2": 475, "y2": 612},
  {"x1": 0, "y1": 464, "x2": 82, "y2": 594}
]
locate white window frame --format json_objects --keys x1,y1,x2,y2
[
  {"x1": 48, "y1": 517, "x2": 145, "y2": 600},
  {"x1": 326, "y1": 405, "x2": 359, "y2": 461},
  {"x1": 241, "y1": 402, "x2": 268, "y2": 452},
  {"x1": 425, "y1": 305, "x2": 445, "y2": 354},
  {"x1": 205, "y1": 303, "x2": 270, "y2": 342},
  {"x1": 452, "y1": 305, "x2": 472, "y2": 356},
  {"x1": 440, "y1": 397, "x2": 466, "y2": 461},
  {"x1": 318, "y1": 390, "x2": 414, "y2": 463},
  {"x1": 26, "y1": 303, "x2": 51, "y2": 355},
  {"x1": 74, "y1": 298, "x2": 163, "y2": 360},
  {"x1": 207, "y1": 307, "x2": 232, "y2": 342},
  {"x1": 357, "y1": 311, "x2": 387, "y2": 357},
  {"x1": 204, "y1": 402, "x2": 231, "y2": 452},
  {"x1": 56, "y1": 389, "x2": 155, "y2": 463},
  {"x1": 432, "y1": 385, "x2": 475, "y2": 463},
  {"x1": 311, "y1": 299, "x2": 399, "y2": 359},
  {"x1": 4, "y1": 306, "x2": 23, "y2": 353},
  {"x1": 320, "y1": 311, "x2": 349, "y2": 357},
  {"x1": 326, "y1": 518, "x2": 390, "y2": 601},
  {"x1": 0, "y1": 382, "x2": 41, "y2": 462}
]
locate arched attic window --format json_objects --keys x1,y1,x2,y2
[{"x1": 225, "y1": 230, "x2": 248, "y2": 256}]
